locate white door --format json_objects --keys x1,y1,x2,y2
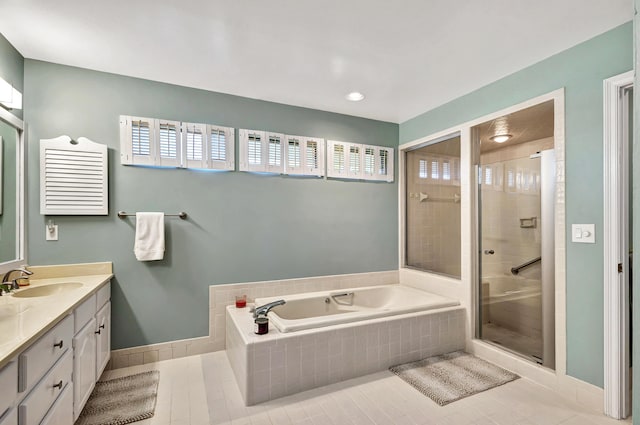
[{"x1": 95, "y1": 302, "x2": 111, "y2": 378}]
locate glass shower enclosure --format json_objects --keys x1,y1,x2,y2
[{"x1": 475, "y1": 101, "x2": 556, "y2": 369}]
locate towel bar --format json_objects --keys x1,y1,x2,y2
[{"x1": 117, "y1": 211, "x2": 187, "y2": 219}]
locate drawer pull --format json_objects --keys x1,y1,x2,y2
[
  {"x1": 53, "y1": 380, "x2": 63, "y2": 390},
  {"x1": 53, "y1": 340, "x2": 64, "y2": 349},
  {"x1": 95, "y1": 329, "x2": 101, "y2": 335},
  {"x1": 99, "y1": 324, "x2": 105, "y2": 329}
]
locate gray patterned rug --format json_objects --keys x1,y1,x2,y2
[
  {"x1": 76, "y1": 370, "x2": 160, "y2": 425},
  {"x1": 390, "y1": 351, "x2": 518, "y2": 406}
]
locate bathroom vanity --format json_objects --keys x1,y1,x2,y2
[{"x1": 0, "y1": 262, "x2": 113, "y2": 425}]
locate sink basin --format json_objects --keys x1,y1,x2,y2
[{"x1": 12, "y1": 282, "x2": 83, "y2": 298}]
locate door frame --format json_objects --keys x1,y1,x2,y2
[{"x1": 602, "y1": 70, "x2": 633, "y2": 419}]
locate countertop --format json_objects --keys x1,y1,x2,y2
[{"x1": 0, "y1": 262, "x2": 113, "y2": 369}]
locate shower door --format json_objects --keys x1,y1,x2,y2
[{"x1": 478, "y1": 147, "x2": 555, "y2": 369}]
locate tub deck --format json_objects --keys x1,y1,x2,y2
[{"x1": 226, "y1": 286, "x2": 465, "y2": 405}]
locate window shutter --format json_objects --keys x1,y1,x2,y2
[
  {"x1": 285, "y1": 136, "x2": 302, "y2": 174},
  {"x1": 206, "y1": 125, "x2": 235, "y2": 170},
  {"x1": 156, "y1": 119, "x2": 181, "y2": 167},
  {"x1": 363, "y1": 147, "x2": 376, "y2": 177},
  {"x1": 373, "y1": 147, "x2": 393, "y2": 182},
  {"x1": 347, "y1": 144, "x2": 362, "y2": 178},
  {"x1": 181, "y1": 122, "x2": 206, "y2": 169},
  {"x1": 284, "y1": 135, "x2": 325, "y2": 176},
  {"x1": 120, "y1": 116, "x2": 155, "y2": 165},
  {"x1": 239, "y1": 129, "x2": 267, "y2": 172},
  {"x1": 327, "y1": 140, "x2": 348, "y2": 178},
  {"x1": 266, "y1": 133, "x2": 284, "y2": 173},
  {"x1": 41, "y1": 135, "x2": 108, "y2": 215}
]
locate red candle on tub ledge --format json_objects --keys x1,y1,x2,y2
[{"x1": 235, "y1": 295, "x2": 247, "y2": 308}]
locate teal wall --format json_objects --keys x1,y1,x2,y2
[
  {"x1": 401, "y1": 23, "x2": 633, "y2": 387},
  {"x1": 24, "y1": 60, "x2": 399, "y2": 349},
  {"x1": 0, "y1": 33, "x2": 23, "y2": 119}
]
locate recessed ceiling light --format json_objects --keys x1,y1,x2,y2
[
  {"x1": 345, "y1": 92, "x2": 365, "y2": 102},
  {"x1": 490, "y1": 134, "x2": 512, "y2": 143}
]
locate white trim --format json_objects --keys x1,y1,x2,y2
[
  {"x1": 398, "y1": 88, "x2": 569, "y2": 401},
  {"x1": 603, "y1": 70, "x2": 633, "y2": 419},
  {"x1": 0, "y1": 108, "x2": 26, "y2": 274}
]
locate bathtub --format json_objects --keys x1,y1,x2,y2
[
  {"x1": 255, "y1": 284, "x2": 459, "y2": 332},
  {"x1": 228, "y1": 284, "x2": 465, "y2": 405}
]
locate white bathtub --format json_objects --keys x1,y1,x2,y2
[{"x1": 255, "y1": 284, "x2": 459, "y2": 332}]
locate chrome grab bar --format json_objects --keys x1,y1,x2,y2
[
  {"x1": 510, "y1": 257, "x2": 542, "y2": 275},
  {"x1": 331, "y1": 292, "x2": 354, "y2": 306}
]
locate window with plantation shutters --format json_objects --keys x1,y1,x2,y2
[
  {"x1": 267, "y1": 134, "x2": 283, "y2": 173},
  {"x1": 239, "y1": 129, "x2": 290, "y2": 174},
  {"x1": 183, "y1": 122, "x2": 206, "y2": 169},
  {"x1": 120, "y1": 116, "x2": 155, "y2": 165},
  {"x1": 157, "y1": 120, "x2": 180, "y2": 167},
  {"x1": 40, "y1": 135, "x2": 108, "y2": 215},
  {"x1": 205, "y1": 125, "x2": 235, "y2": 170},
  {"x1": 284, "y1": 135, "x2": 325, "y2": 176},
  {"x1": 328, "y1": 140, "x2": 393, "y2": 181},
  {"x1": 120, "y1": 116, "x2": 234, "y2": 170}
]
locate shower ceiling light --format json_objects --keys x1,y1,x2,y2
[
  {"x1": 490, "y1": 134, "x2": 512, "y2": 143},
  {"x1": 345, "y1": 92, "x2": 365, "y2": 102}
]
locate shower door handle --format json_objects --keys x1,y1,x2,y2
[{"x1": 484, "y1": 249, "x2": 495, "y2": 255}]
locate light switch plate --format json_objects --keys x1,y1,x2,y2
[
  {"x1": 571, "y1": 224, "x2": 595, "y2": 243},
  {"x1": 46, "y1": 224, "x2": 58, "y2": 241}
]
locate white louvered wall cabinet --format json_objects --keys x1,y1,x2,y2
[{"x1": 40, "y1": 136, "x2": 108, "y2": 215}]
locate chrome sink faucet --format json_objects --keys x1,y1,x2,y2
[
  {"x1": 1, "y1": 267, "x2": 33, "y2": 294},
  {"x1": 252, "y1": 300, "x2": 286, "y2": 318}
]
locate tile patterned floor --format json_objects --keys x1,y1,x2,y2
[{"x1": 100, "y1": 351, "x2": 630, "y2": 425}]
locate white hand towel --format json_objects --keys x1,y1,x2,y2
[{"x1": 134, "y1": 212, "x2": 165, "y2": 261}]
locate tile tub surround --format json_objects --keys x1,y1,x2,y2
[
  {"x1": 0, "y1": 262, "x2": 113, "y2": 368},
  {"x1": 226, "y1": 304, "x2": 466, "y2": 405},
  {"x1": 108, "y1": 270, "x2": 398, "y2": 369}
]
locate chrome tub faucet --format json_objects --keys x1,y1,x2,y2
[{"x1": 252, "y1": 300, "x2": 286, "y2": 318}]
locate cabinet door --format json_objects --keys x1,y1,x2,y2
[
  {"x1": 40, "y1": 385, "x2": 72, "y2": 425},
  {"x1": 72, "y1": 318, "x2": 96, "y2": 420},
  {"x1": 95, "y1": 301, "x2": 111, "y2": 378},
  {"x1": 0, "y1": 409, "x2": 17, "y2": 425}
]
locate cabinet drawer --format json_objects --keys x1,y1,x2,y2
[
  {"x1": 74, "y1": 294, "x2": 96, "y2": 333},
  {"x1": 0, "y1": 361, "x2": 17, "y2": 418},
  {"x1": 0, "y1": 408, "x2": 17, "y2": 425},
  {"x1": 18, "y1": 351, "x2": 72, "y2": 425},
  {"x1": 19, "y1": 315, "x2": 73, "y2": 393},
  {"x1": 40, "y1": 384, "x2": 72, "y2": 425},
  {"x1": 96, "y1": 282, "x2": 110, "y2": 310}
]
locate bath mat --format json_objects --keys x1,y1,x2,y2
[
  {"x1": 76, "y1": 370, "x2": 160, "y2": 425},
  {"x1": 390, "y1": 351, "x2": 518, "y2": 406}
]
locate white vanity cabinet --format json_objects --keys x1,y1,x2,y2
[{"x1": 0, "y1": 278, "x2": 112, "y2": 425}]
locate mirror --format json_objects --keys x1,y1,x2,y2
[{"x1": 0, "y1": 108, "x2": 25, "y2": 268}]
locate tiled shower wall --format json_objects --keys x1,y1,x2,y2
[
  {"x1": 480, "y1": 137, "x2": 552, "y2": 279},
  {"x1": 405, "y1": 137, "x2": 461, "y2": 277}
]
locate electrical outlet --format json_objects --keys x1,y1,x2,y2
[{"x1": 46, "y1": 224, "x2": 59, "y2": 241}]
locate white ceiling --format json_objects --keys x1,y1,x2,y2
[{"x1": 0, "y1": 0, "x2": 632, "y2": 123}]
